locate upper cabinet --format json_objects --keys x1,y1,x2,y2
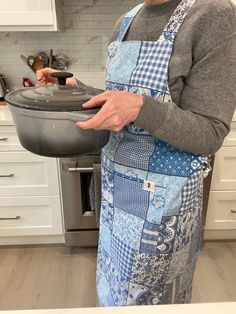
[{"x1": 0, "y1": 0, "x2": 61, "y2": 31}]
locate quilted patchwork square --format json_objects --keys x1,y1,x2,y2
[
  {"x1": 114, "y1": 131, "x2": 155, "y2": 171},
  {"x1": 179, "y1": 171, "x2": 201, "y2": 215},
  {"x1": 109, "y1": 260, "x2": 129, "y2": 306},
  {"x1": 165, "y1": 244, "x2": 191, "y2": 283},
  {"x1": 106, "y1": 41, "x2": 141, "y2": 85},
  {"x1": 111, "y1": 234, "x2": 135, "y2": 280},
  {"x1": 127, "y1": 283, "x2": 164, "y2": 305},
  {"x1": 162, "y1": 277, "x2": 181, "y2": 304},
  {"x1": 140, "y1": 221, "x2": 160, "y2": 255},
  {"x1": 101, "y1": 165, "x2": 114, "y2": 204},
  {"x1": 149, "y1": 140, "x2": 193, "y2": 177},
  {"x1": 130, "y1": 252, "x2": 170, "y2": 287},
  {"x1": 156, "y1": 216, "x2": 178, "y2": 254},
  {"x1": 173, "y1": 209, "x2": 200, "y2": 252},
  {"x1": 100, "y1": 198, "x2": 114, "y2": 231},
  {"x1": 130, "y1": 41, "x2": 172, "y2": 93},
  {"x1": 112, "y1": 208, "x2": 144, "y2": 250},
  {"x1": 114, "y1": 174, "x2": 149, "y2": 220}
]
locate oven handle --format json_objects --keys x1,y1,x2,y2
[{"x1": 68, "y1": 167, "x2": 94, "y2": 173}]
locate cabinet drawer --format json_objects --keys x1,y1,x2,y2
[
  {"x1": 0, "y1": 196, "x2": 62, "y2": 236},
  {"x1": 211, "y1": 147, "x2": 236, "y2": 190},
  {"x1": 0, "y1": 125, "x2": 23, "y2": 151},
  {"x1": 224, "y1": 121, "x2": 236, "y2": 147},
  {"x1": 205, "y1": 191, "x2": 236, "y2": 230},
  {"x1": 0, "y1": 151, "x2": 59, "y2": 196}
]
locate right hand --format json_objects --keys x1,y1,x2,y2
[{"x1": 36, "y1": 67, "x2": 77, "y2": 86}]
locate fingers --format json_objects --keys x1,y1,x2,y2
[
  {"x1": 82, "y1": 91, "x2": 110, "y2": 108},
  {"x1": 76, "y1": 109, "x2": 106, "y2": 129},
  {"x1": 36, "y1": 67, "x2": 58, "y2": 85}
]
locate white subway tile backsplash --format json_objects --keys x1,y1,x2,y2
[{"x1": 0, "y1": 0, "x2": 141, "y2": 89}]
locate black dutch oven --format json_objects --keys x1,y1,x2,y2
[{"x1": 5, "y1": 72, "x2": 109, "y2": 157}]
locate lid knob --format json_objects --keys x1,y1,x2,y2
[{"x1": 49, "y1": 72, "x2": 73, "y2": 85}]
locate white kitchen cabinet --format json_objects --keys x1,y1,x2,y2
[
  {"x1": 205, "y1": 191, "x2": 236, "y2": 230},
  {"x1": 0, "y1": 126, "x2": 21, "y2": 151},
  {"x1": 0, "y1": 196, "x2": 62, "y2": 236},
  {"x1": 0, "y1": 0, "x2": 60, "y2": 32},
  {"x1": 204, "y1": 113, "x2": 236, "y2": 239},
  {"x1": 0, "y1": 151, "x2": 59, "y2": 197},
  {"x1": 0, "y1": 107, "x2": 63, "y2": 244},
  {"x1": 210, "y1": 147, "x2": 236, "y2": 190}
]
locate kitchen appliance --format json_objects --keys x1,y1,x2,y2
[
  {"x1": 0, "y1": 74, "x2": 10, "y2": 100},
  {"x1": 5, "y1": 72, "x2": 109, "y2": 157},
  {"x1": 60, "y1": 153, "x2": 101, "y2": 246}
]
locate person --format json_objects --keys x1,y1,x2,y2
[{"x1": 37, "y1": 0, "x2": 236, "y2": 307}]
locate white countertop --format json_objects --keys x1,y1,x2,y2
[
  {"x1": 0, "y1": 303, "x2": 236, "y2": 314},
  {"x1": 0, "y1": 103, "x2": 14, "y2": 125}
]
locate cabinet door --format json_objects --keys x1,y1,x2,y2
[
  {"x1": 0, "y1": 126, "x2": 23, "y2": 152},
  {"x1": 211, "y1": 147, "x2": 236, "y2": 190},
  {"x1": 205, "y1": 191, "x2": 236, "y2": 230},
  {"x1": 0, "y1": 151, "x2": 59, "y2": 196},
  {"x1": 0, "y1": 0, "x2": 58, "y2": 31},
  {"x1": 0, "y1": 196, "x2": 62, "y2": 236},
  {"x1": 223, "y1": 121, "x2": 236, "y2": 147}
]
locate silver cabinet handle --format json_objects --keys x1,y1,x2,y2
[
  {"x1": 0, "y1": 173, "x2": 14, "y2": 178},
  {"x1": 0, "y1": 137, "x2": 8, "y2": 141},
  {"x1": 68, "y1": 167, "x2": 93, "y2": 173},
  {"x1": 0, "y1": 216, "x2": 21, "y2": 221},
  {"x1": 231, "y1": 209, "x2": 236, "y2": 214}
]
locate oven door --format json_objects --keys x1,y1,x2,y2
[{"x1": 60, "y1": 155, "x2": 100, "y2": 230}]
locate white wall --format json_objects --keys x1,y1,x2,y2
[{"x1": 0, "y1": 0, "x2": 141, "y2": 90}]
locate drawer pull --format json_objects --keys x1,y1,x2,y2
[
  {"x1": 0, "y1": 137, "x2": 8, "y2": 141},
  {"x1": 0, "y1": 216, "x2": 21, "y2": 221},
  {"x1": 0, "y1": 173, "x2": 14, "y2": 178},
  {"x1": 231, "y1": 209, "x2": 236, "y2": 214}
]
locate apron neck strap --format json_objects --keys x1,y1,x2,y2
[
  {"x1": 116, "y1": 3, "x2": 144, "y2": 42},
  {"x1": 115, "y1": 0, "x2": 197, "y2": 43}
]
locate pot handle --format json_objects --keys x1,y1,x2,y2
[
  {"x1": 66, "y1": 111, "x2": 96, "y2": 122},
  {"x1": 49, "y1": 72, "x2": 73, "y2": 85}
]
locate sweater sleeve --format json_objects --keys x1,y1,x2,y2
[{"x1": 135, "y1": 33, "x2": 236, "y2": 156}]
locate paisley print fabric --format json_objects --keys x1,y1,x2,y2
[{"x1": 96, "y1": 0, "x2": 208, "y2": 307}]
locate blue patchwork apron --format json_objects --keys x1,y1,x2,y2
[{"x1": 96, "y1": 0, "x2": 209, "y2": 306}]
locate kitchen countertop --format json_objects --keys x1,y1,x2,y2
[
  {"x1": 0, "y1": 303, "x2": 236, "y2": 314},
  {"x1": 0, "y1": 101, "x2": 14, "y2": 125}
]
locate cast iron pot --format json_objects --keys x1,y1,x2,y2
[{"x1": 5, "y1": 72, "x2": 109, "y2": 157}]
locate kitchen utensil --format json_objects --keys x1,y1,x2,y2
[
  {"x1": 27, "y1": 55, "x2": 35, "y2": 67},
  {"x1": 5, "y1": 72, "x2": 109, "y2": 157},
  {"x1": 0, "y1": 74, "x2": 10, "y2": 100},
  {"x1": 31, "y1": 56, "x2": 44, "y2": 72},
  {"x1": 49, "y1": 49, "x2": 54, "y2": 68},
  {"x1": 38, "y1": 51, "x2": 49, "y2": 67},
  {"x1": 53, "y1": 53, "x2": 69, "y2": 70},
  {"x1": 20, "y1": 54, "x2": 35, "y2": 73}
]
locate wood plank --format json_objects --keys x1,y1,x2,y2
[{"x1": 0, "y1": 242, "x2": 236, "y2": 310}]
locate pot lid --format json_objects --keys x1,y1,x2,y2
[{"x1": 5, "y1": 72, "x2": 94, "y2": 112}]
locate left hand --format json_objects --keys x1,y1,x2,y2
[{"x1": 76, "y1": 90, "x2": 144, "y2": 131}]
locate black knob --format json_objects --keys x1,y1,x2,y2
[{"x1": 49, "y1": 72, "x2": 73, "y2": 85}]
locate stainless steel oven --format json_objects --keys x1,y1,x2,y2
[{"x1": 59, "y1": 153, "x2": 101, "y2": 247}]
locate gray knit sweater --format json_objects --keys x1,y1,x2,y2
[{"x1": 79, "y1": 0, "x2": 236, "y2": 156}]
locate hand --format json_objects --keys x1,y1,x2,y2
[
  {"x1": 36, "y1": 67, "x2": 77, "y2": 86},
  {"x1": 76, "y1": 90, "x2": 144, "y2": 131}
]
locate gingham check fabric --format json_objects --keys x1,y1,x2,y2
[
  {"x1": 129, "y1": 41, "x2": 173, "y2": 93},
  {"x1": 179, "y1": 171, "x2": 201, "y2": 214},
  {"x1": 111, "y1": 234, "x2": 135, "y2": 280}
]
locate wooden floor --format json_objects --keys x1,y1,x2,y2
[{"x1": 0, "y1": 241, "x2": 235, "y2": 310}]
